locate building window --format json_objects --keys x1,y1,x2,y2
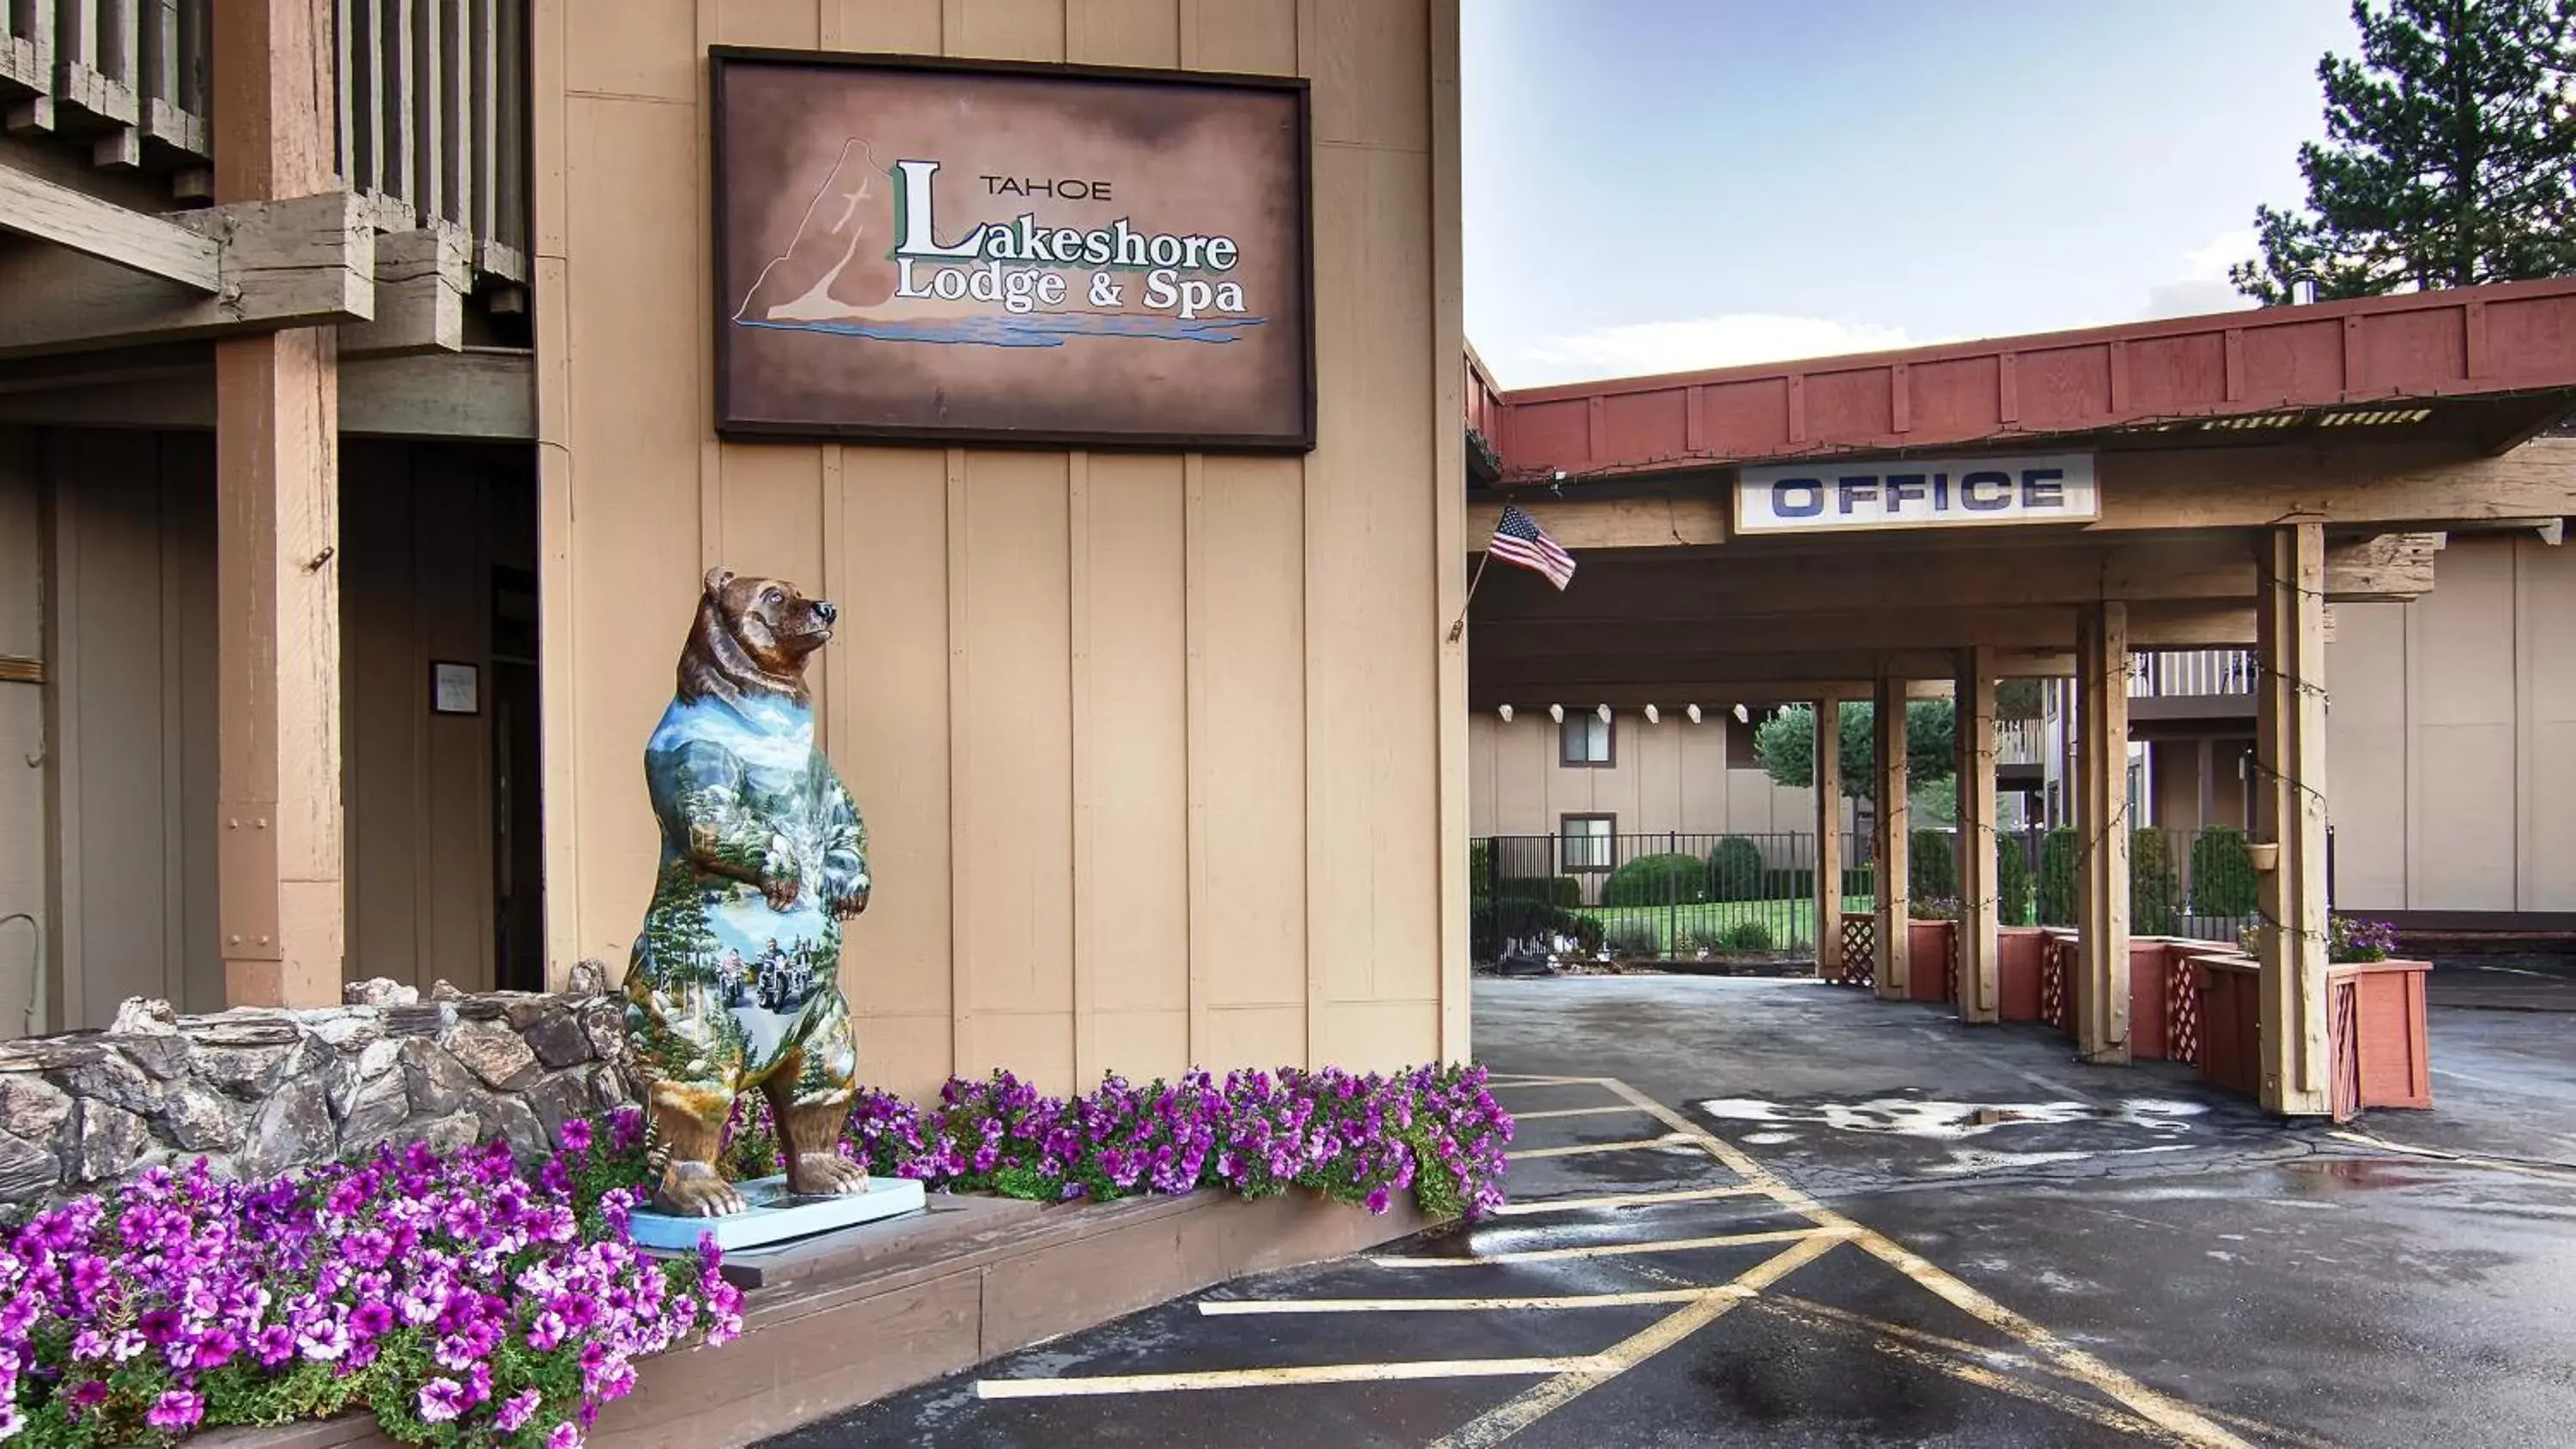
[
  {"x1": 1561, "y1": 814, "x2": 1615, "y2": 873},
  {"x1": 1560, "y1": 711, "x2": 1613, "y2": 767}
]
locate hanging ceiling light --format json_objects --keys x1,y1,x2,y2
[
  {"x1": 1548, "y1": 703, "x2": 1564, "y2": 724},
  {"x1": 1686, "y1": 704, "x2": 1702, "y2": 724},
  {"x1": 1643, "y1": 704, "x2": 1660, "y2": 724},
  {"x1": 1596, "y1": 704, "x2": 1613, "y2": 723},
  {"x1": 1733, "y1": 703, "x2": 1751, "y2": 724},
  {"x1": 1497, "y1": 704, "x2": 1513, "y2": 723}
]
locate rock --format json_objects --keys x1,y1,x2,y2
[
  {"x1": 410, "y1": 1112, "x2": 482, "y2": 1157},
  {"x1": 382, "y1": 1004, "x2": 450, "y2": 1040},
  {"x1": 593, "y1": 1061, "x2": 637, "y2": 1109},
  {"x1": 73, "y1": 1100, "x2": 149, "y2": 1182},
  {"x1": 109, "y1": 997, "x2": 179, "y2": 1035},
  {"x1": 429, "y1": 979, "x2": 465, "y2": 1003},
  {"x1": 238, "y1": 1081, "x2": 336, "y2": 1180},
  {"x1": 0, "y1": 1132, "x2": 60, "y2": 1203},
  {"x1": 117, "y1": 1033, "x2": 191, "y2": 1081},
  {"x1": 196, "y1": 1043, "x2": 295, "y2": 1100},
  {"x1": 0, "y1": 1074, "x2": 73, "y2": 1145},
  {"x1": 344, "y1": 978, "x2": 419, "y2": 1009},
  {"x1": 310, "y1": 1011, "x2": 383, "y2": 1051},
  {"x1": 159, "y1": 1081, "x2": 248, "y2": 1153},
  {"x1": 475, "y1": 1094, "x2": 549, "y2": 1162},
  {"x1": 580, "y1": 998, "x2": 628, "y2": 1063},
  {"x1": 56, "y1": 1049, "x2": 162, "y2": 1115},
  {"x1": 0, "y1": 1037, "x2": 104, "y2": 1074},
  {"x1": 331, "y1": 1036, "x2": 402, "y2": 1118},
  {"x1": 522, "y1": 1009, "x2": 593, "y2": 1070},
  {"x1": 191, "y1": 1015, "x2": 304, "y2": 1050},
  {"x1": 568, "y1": 960, "x2": 609, "y2": 996},
  {"x1": 442, "y1": 1020, "x2": 540, "y2": 1092},
  {"x1": 401, "y1": 1039, "x2": 476, "y2": 1117},
  {"x1": 337, "y1": 1070, "x2": 411, "y2": 1152},
  {"x1": 525, "y1": 1069, "x2": 596, "y2": 1144}
]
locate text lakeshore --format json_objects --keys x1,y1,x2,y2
[{"x1": 890, "y1": 160, "x2": 1255, "y2": 321}]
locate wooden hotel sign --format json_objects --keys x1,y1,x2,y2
[
  {"x1": 1735, "y1": 452, "x2": 2099, "y2": 535},
  {"x1": 711, "y1": 49, "x2": 1314, "y2": 451}
]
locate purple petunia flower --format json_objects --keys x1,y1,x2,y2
[
  {"x1": 416, "y1": 1376, "x2": 472, "y2": 1423},
  {"x1": 145, "y1": 1389, "x2": 204, "y2": 1433},
  {"x1": 497, "y1": 1388, "x2": 544, "y2": 1432}
]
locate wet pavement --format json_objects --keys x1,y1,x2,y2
[{"x1": 766, "y1": 967, "x2": 2576, "y2": 1448}]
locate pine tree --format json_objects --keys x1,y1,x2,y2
[{"x1": 2235, "y1": 0, "x2": 2576, "y2": 302}]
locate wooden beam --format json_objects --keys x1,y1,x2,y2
[
  {"x1": 2072, "y1": 602, "x2": 2130, "y2": 1064},
  {"x1": 337, "y1": 224, "x2": 469, "y2": 357},
  {"x1": 2256, "y1": 524, "x2": 2332, "y2": 1116},
  {"x1": 1956, "y1": 646, "x2": 1999, "y2": 1025},
  {"x1": 1872, "y1": 672, "x2": 1909, "y2": 1002},
  {"x1": 1475, "y1": 535, "x2": 2438, "y2": 624},
  {"x1": 1475, "y1": 601, "x2": 2259, "y2": 661},
  {"x1": 1475, "y1": 438, "x2": 2576, "y2": 549},
  {"x1": 0, "y1": 190, "x2": 374, "y2": 357},
  {"x1": 216, "y1": 0, "x2": 343, "y2": 1011},
  {"x1": 0, "y1": 164, "x2": 222, "y2": 288},
  {"x1": 1814, "y1": 697, "x2": 1843, "y2": 981},
  {"x1": 0, "y1": 346, "x2": 534, "y2": 438}
]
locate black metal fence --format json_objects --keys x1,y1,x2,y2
[{"x1": 1471, "y1": 822, "x2": 2261, "y2": 963}]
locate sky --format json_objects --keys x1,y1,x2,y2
[{"x1": 1462, "y1": 0, "x2": 2364, "y2": 387}]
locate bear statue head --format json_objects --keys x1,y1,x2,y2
[{"x1": 677, "y1": 567, "x2": 841, "y2": 706}]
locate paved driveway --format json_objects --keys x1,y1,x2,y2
[{"x1": 767, "y1": 971, "x2": 2576, "y2": 1447}]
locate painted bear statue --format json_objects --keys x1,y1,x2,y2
[{"x1": 626, "y1": 567, "x2": 870, "y2": 1216}]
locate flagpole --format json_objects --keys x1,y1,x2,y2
[{"x1": 1444, "y1": 549, "x2": 1495, "y2": 644}]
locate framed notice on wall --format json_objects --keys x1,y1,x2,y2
[{"x1": 711, "y1": 48, "x2": 1315, "y2": 452}]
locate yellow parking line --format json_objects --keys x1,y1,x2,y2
[
  {"x1": 1489, "y1": 1185, "x2": 1761, "y2": 1216},
  {"x1": 1508, "y1": 1133, "x2": 1695, "y2": 1161},
  {"x1": 1510, "y1": 1104, "x2": 1650, "y2": 1121},
  {"x1": 973, "y1": 1355, "x2": 1618, "y2": 1399},
  {"x1": 1587, "y1": 1077, "x2": 2251, "y2": 1449},
  {"x1": 1372, "y1": 1225, "x2": 1844, "y2": 1269},
  {"x1": 1424, "y1": 1230, "x2": 1844, "y2": 1448},
  {"x1": 1200, "y1": 1287, "x2": 1730, "y2": 1315}
]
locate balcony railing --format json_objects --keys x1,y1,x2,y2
[
  {"x1": 1996, "y1": 717, "x2": 2045, "y2": 766},
  {"x1": 2129, "y1": 648, "x2": 2256, "y2": 700},
  {"x1": 1, "y1": 0, "x2": 527, "y2": 289}
]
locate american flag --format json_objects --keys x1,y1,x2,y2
[{"x1": 1487, "y1": 503, "x2": 1577, "y2": 590}]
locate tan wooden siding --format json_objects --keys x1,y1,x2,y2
[
  {"x1": 535, "y1": 0, "x2": 1466, "y2": 1096},
  {"x1": 0, "y1": 430, "x2": 46, "y2": 1038}
]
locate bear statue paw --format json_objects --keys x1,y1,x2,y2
[
  {"x1": 787, "y1": 1153, "x2": 871, "y2": 1197},
  {"x1": 655, "y1": 1161, "x2": 751, "y2": 1218}
]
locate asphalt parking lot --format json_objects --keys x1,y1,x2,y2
[{"x1": 769, "y1": 963, "x2": 2576, "y2": 1448}]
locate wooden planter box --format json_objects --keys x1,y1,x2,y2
[
  {"x1": 1906, "y1": 919, "x2": 1953, "y2": 1003},
  {"x1": 2331, "y1": 960, "x2": 2433, "y2": 1114},
  {"x1": 2126, "y1": 938, "x2": 2192, "y2": 1063},
  {"x1": 2194, "y1": 954, "x2": 2433, "y2": 1118},
  {"x1": 1997, "y1": 928, "x2": 2046, "y2": 1022}
]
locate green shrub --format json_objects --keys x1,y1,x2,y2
[
  {"x1": 2190, "y1": 826, "x2": 2259, "y2": 918},
  {"x1": 1468, "y1": 840, "x2": 1493, "y2": 900},
  {"x1": 1718, "y1": 919, "x2": 1777, "y2": 951},
  {"x1": 1762, "y1": 866, "x2": 1814, "y2": 901},
  {"x1": 1910, "y1": 896, "x2": 1959, "y2": 921},
  {"x1": 1681, "y1": 923, "x2": 1730, "y2": 955},
  {"x1": 1707, "y1": 836, "x2": 1767, "y2": 901},
  {"x1": 1471, "y1": 898, "x2": 1602, "y2": 960},
  {"x1": 1996, "y1": 833, "x2": 2035, "y2": 926},
  {"x1": 1603, "y1": 919, "x2": 1663, "y2": 958},
  {"x1": 1602, "y1": 852, "x2": 1709, "y2": 907},
  {"x1": 2132, "y1": 828, "x2": 2181, "y2": 936},
  {"x1": 1844, "y1": 864, "x2": 1874, "y2": 900},
  {"x1": 2038, "y1": 828, "x2": 2079, "y2": 925},
  {"x1": 1495, "y1": 875, "x2": 1582, "y2": 908},
  {"x1": 1909, "y1": 828, "x2": 1958, "y2": 902}
]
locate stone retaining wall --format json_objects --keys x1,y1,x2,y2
[{"x1": 0, "y1": 974, "x2": 635, "y2": 1210}]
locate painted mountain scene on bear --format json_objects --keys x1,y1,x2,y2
[{"x1": 713, "y1": 54, "x2": 1311, "y2": 447}]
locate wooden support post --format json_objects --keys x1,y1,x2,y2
[
  {"x1": 1955, "y1": 648, "x2": 1999, "y2": 1024},
  {"x1": 215, "y1": 0, "x2": 344, "y2": 1009},
  {"x1": 1814, "y1": 696, "x2": 1843, "y2": 979},
  {"x1": 1873, "y1": 673, "x2": 1909, "y2": 1001},
  {"x1": 2256, "y1": 524, "x2": 2332, "y2": 1115},
  {"x1": 2072, "y1": 603, "x2": 2131, "y2": 1063}
]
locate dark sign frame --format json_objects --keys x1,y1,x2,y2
[{"x1": 709, "y1": 47, "x2": 1315, "y2": 452}]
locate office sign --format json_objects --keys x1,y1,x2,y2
[
  {"x1": 1735, "y1": 452, "x2": 2099, "y2": 535},
  {"x1": 712, "y1": 49, "x2": 1313, "y2": 451}
]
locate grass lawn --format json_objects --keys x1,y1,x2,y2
[{"x1": 1573, "y1": 896, "x2": 1875, "y2": 955}]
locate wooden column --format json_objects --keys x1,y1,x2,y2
[
  {"x1": 215, "y1": 0, "x2": 344, "y2": 1008},
  {"x1": 2072, "y1": 602, "x2": 2130, "y2": 1063},
  {"x1": 1955, "y1": 649, "x2": 1999, "y2": 1024},
  {"x1": 1814, "y1": 695, "x2": 1843, "y2": 979},
  {"x1": 2256, "y1": 524, "x2": 2332, "y2": 1115},
  {"x1": 1872, "y1": 673, "x2": 1909, "y2": 1000}
]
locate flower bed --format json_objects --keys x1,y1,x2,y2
[{"x1": 2, "y1": 1064, "x2": 1512, "y2": 1448}]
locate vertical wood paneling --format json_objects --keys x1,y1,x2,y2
[
  {"x1": 1069, "y1": 0, "x2": 1177, "y2": 65},
  {"x1": 955, "y1": 0, "x2": 1063, "y2": 59}
]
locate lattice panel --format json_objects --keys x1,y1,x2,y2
[
  {"x1": 2040, "y1": 939, "x2": 2073, "y2": 1033},
  {"x1": 2166, "y1": 961, "x2": 2205, "y2": 1067},
  {"x1": 1943, "y1": 930, "x2": 1960, "y2": 1005},
  {"x1": 1835, "y1": 917, "x2": 1877, "y2": 987}
]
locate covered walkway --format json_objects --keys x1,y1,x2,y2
[{"x1": 1465, "y1": 278, "x2": 2576, "y2": 1115}]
